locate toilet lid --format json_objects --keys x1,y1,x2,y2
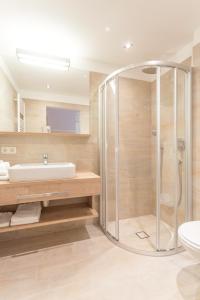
[{"x1": 179, "y1": 221, "x2": 200, "y2": 247}]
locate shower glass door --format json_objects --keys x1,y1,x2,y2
[
  {"x1": 157, "y1": 66, "x2": 178, "y2": 251},
  {"x1": 99, "y1": 61, "x2": 191, "y2": 256},
  {"x1": 100, "y1": 77, "x2": 119, "y2": 240},
  {"x1": 156, "y1": 66, "x2": 190, "y2": 251}
]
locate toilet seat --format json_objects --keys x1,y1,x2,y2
[{"x1": 178, "y1": 221, "x2": 200, "y2": 249}]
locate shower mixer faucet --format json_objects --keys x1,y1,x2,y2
[{"x1": 43, "y1": 153, "x2": 48, "y2": 165}]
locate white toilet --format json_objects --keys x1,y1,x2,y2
[{"x1": 178, "y1": 221, "x2": 200, "y2": 259}]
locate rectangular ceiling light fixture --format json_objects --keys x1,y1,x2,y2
[{"x1": 16, "y1": 49, "x2": 70, "y2": 71}]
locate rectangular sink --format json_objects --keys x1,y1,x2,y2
[{"x1": 8, "y1": 163, "x2": 76, "y2": 182}]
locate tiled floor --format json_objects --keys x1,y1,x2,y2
[
  {"x1": 108, "y1": 215, "x2": 179, "y2": 252},
  {"x1": 0, "y1": 224, "x2": 199, "y2": 300}
]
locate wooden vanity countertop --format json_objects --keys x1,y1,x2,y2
[{"x1": 0, "y1": 172, "x2": 100, "y2": 188}]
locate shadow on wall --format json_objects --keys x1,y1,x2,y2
[{"x1": 177, "y1": 263, "x2": 200, "y2": 299}]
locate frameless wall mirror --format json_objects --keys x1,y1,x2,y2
[{"x1": 0, "y1": 50, "x2": 89, "y2": 135}]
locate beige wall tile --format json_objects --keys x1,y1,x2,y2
[{"x1": 118, "y1": 77, "x2": 153, "y2": 219}]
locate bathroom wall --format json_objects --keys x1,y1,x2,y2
[
  {"x1": 0, "y1": 66, "x2": 17, "y2": 131},
  {"x1": 118, "y1": 77, "x2": 153, "y2": 219}
]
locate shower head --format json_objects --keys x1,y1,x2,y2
[{"x1": 142, "y1": 67, "x2": 157, "y2": 75}]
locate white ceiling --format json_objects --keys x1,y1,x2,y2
[
  {"x1": 0, "y1": 0, "x2": 200, "y2": 98},
  {"x1": 0, "y1": 0, "x2": 200, "y2": 67}
]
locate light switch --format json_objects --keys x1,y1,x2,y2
[{"x1": 1, "y1": 146, "x2": 17, "y2": 154}]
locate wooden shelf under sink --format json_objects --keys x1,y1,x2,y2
[{"x1": 0, "y1": 203, "x2": 98, "y2": 233}]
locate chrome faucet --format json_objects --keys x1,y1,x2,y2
[{"x1": 43, "y1": 153, "x2": 48, "y2": 165}]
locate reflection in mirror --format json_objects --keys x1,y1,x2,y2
[
  {"x1": 0, "y1": 51, "x2": 90, "y2": 135},
  {"x1": 24, "y1": 98, "x2": 89, "y2": 133},
  {"x1": 0, "y1": 60, "x2": 17, "y2": 131}
]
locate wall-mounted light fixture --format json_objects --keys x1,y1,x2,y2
[{"x1": 16, "y1": 49, "x2": 70, "y2": 71}]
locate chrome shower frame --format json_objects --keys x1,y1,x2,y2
[{"x1": 99, "y1": 60, "x2": 192, "y2": 256}]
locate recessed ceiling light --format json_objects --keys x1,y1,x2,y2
[
  {"x1": 123, "y1": 42, "x2": 134, "y2": 49},
  {"x1": 105, "y1": 26, "x2": 111, "y2": 32}
]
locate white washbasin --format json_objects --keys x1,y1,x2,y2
[{"x1": 8, "y1": 163, "x2": 76, "y2": 182}]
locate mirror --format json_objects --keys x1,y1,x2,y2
[{"x1": 0, "y1": 51, "x2": 89, "y2": 135}]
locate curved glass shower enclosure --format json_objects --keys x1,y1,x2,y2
[{"x1": 99, "y1": 61, "x2": 192, "y2": 256}]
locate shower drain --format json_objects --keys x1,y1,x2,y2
[{"x1": 135, "y1": 231, "x2": 150, "y2": 239}]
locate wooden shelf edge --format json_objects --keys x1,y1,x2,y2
[
  {"x1": 0, "y1": 172, "x2": 101, "y2": 188},
  {"x1": 0, "y1": 132, "x2": 90, "y2": 138},
  {"x1": 0, "y1": 204, "x2": 98, "y2": 233}
]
